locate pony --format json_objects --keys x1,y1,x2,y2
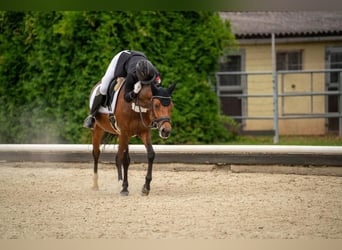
[{"x1": 89, "y1": 78, "x2": 176, "y2": 196}]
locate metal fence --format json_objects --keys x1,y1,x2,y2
[{"x1": 215, "y1": 69, "x2": 342, "y2": 143}]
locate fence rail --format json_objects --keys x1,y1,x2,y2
[
  {"x1": 215, "y1": 69, "x2": 342, "y2": 141},
  {"x1": 0, "y1": 144, "x2": 341, "y2": 166}
]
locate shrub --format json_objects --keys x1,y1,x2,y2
[{"x1": 0, "y1": 11, "x2": 235, "y2": 144}]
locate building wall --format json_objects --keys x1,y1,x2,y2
[{"x1": 240, "y1": 40, "x2": 342, "y2": 135}]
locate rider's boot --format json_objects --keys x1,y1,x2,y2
[{"x1": 83, "y1": 93, "x2": 106, "y2": 129}]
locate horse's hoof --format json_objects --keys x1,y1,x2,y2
[
  {"x1": 92, "y1": 186, "x2": 99, "y2": 191},
  {"x1": 141, "y1": 186, "x2": 150, "y2": 196},
  {"x1": 120, "y1": 190, "x2": 129, "y2": 196}
]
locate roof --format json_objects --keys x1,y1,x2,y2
[{"x1": 220, "y1": 11, "x2": 342, "y2": 39}]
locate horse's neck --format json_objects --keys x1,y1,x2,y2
[{"x1": 139, "y1": 85, "x2": 152, "y2": 104}]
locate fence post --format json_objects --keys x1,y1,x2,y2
[{"x1": 272, "y1": 33, "x2": 279, "y2": 144}]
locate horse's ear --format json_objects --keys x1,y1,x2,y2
[
  {"x1": 167, "y1": 82, "x2": 177, "y2": 96},
  {"x1": 151, "y1": 82, "x2": 159, "y2": 96}
]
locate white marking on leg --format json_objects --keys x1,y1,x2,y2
[{"x1": 92, "y1": 173, "x2": 99, "y2": 190}]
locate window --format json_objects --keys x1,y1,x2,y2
[
  {"x1": 217, "y1": 51, "x2": 245, "y2": 125},
  {"x1": 326, "y1": 47, "x2": 342, "y2": 132},
  {"x1": 276, "y1": 50, "x2": 303, "y2": 70},
  {"x1": 219, "y1": 55, "x2": 242, "y2": 86},
  {"x1": 329, "y1": 51, "x2": 342, "y2": 83}
]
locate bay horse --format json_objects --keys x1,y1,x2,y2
[{"x1": 90, "y1": 78, "x2": 176, "y2": 196}]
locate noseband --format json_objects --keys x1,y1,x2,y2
[{"x1": 135, "y1": 95, "x2": 172, "y2": 130}]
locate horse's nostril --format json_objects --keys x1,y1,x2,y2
[{"x1": 160, "y1": 127, "x2": 171, "y2": 139}]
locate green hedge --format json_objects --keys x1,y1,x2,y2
[{"x1": 0, "y1": 11, "x2": 236, "y2": 144}]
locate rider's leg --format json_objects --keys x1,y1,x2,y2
[
  {"x1": 83, "y1": 92, "x2": 106, "y2": 129},
  {"x1": 84, "y1": 51, "x2": 123, "y2": 129}
]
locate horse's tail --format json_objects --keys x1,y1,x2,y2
[{"x1": 101, "y1": 132, "x2": 117, "y2": 145}]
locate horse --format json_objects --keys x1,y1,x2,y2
[{"x1": 89, "y1": 78, "x2": 176, "y2": 196}]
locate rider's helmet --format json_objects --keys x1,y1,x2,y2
[{"x1": 136, "y1": 60, "x2": 157, "y2": 84}]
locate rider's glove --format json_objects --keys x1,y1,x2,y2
[{"x1": 133, "y1": 81, "x2": 142, "y2": 94}]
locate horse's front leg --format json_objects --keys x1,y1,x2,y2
[
  {"x1": 116, "y1": 136, "x2": 130, "y2": 196},
  {"x1": 142, "y1": 142, "x2": 155, "y2": 196},
  {"x1": 120, "y1": 147, "x2": 130, "y2": 196}
]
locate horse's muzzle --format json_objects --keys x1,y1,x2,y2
[
  {"x1": 152, "y1": 117, "x2": 172, "y2": 139},
  {"x1": 159, "y1": 126, "x2": 171, "y2": 139}
]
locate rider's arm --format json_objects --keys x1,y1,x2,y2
[{"x1": 124, "y1": 73, "x2": 138, "y2": 102}]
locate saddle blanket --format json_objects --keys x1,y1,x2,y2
[{"x1": 89, "y1": 81, "x2": 123, "y2": 114}]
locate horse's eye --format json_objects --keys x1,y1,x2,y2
[{"x1": 154, "y1": 103, "x2": 160, "y2": 109}]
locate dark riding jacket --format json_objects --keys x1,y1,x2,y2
[{"x1": 113, "y1": 50, "x2": 159, "y2": 102}]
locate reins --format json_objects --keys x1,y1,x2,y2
[
  {"x1": 136, "y1": 97, "x2": 154, "y2": 129},
  {"x1": 135, "y1": 93, "x2": 172, "y2": 130}
]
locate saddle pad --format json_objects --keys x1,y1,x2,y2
[{"x1": 89, "y1": 80, "x2": 124, "y2": 114}]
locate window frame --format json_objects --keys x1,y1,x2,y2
[{"x1": 276, "y1": 50, "x2": 303, "y2": 71}]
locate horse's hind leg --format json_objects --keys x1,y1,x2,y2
[{"x1": 92, "y1": 126, "x2": 104, "y2": 190}]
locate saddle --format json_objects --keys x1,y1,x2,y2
[
  {"x1": 102, "y1": 77, "x2": 125, "y2": 134},
  {"x1": 105, "y1": 77, "x2": 124, "y2": 110}
]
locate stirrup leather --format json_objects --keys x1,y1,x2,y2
[{"x1": 109, "y1": 114, "x2": 121, "y2": 134}]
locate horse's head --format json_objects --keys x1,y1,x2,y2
[
  {"x1": 149, "y1": 82, "x2": 176, "y2": 139},
  {"x1": 136, "y1": 81, "x2": 176, "y2": 139}
]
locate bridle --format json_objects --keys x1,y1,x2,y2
[{"x1": 135, "y1": 94, "x2": 172, "y2": 130}]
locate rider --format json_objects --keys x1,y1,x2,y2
[{"x1": 83, "y1": 50, "x2": 161, "y2": 129}]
